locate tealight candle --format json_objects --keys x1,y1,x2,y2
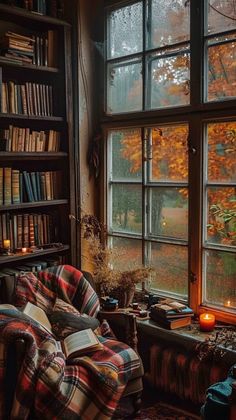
[
  {"x1": 22, "y1": 247, "x2": 27, "y2": 253},
  {"x1": 199, "y1": 313, "x2": 215, "y2": 332},
  {"x1": 225, "y1": 300, "x2": 231, "y2": 307},
  {"x1": 3, "y1": 239, "x2": 10, "y2": 249}
]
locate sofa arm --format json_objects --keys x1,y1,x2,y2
[{"x1": 98, "y1": 310, "x2": 138, "y2": 353}]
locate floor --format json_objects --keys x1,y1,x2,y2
[{"x1": 115, "y1": 377, "x2": 201, "y2": 419}]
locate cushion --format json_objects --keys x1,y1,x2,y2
[
  {"x1": 49, "y1": 298, "x2": 100, "y2": 339},
  {"x1": 53, "y1": 298, "x2": 82, "y2": 315}
]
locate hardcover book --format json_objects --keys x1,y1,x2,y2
[
  {"x1": 150, "y1": 310, "x2": 192, "y2": 330},
  {"x1": 151, "y1": 301, "x2": 194, "y2": 319}
]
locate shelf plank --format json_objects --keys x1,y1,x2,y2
[
  {"x1": 0, "y1": 245, "x2": 70, "y2": 264},
  {"x1": 0, "y1": 199, "x2": 68, "y2": 212},
  {"x1": 0, "y1": 4, "x2": 71, "y2": 27},
  {"x1": 0, "y1": 114, "x2": 64, "y2": 122},
  {"x1": 0, "y1": 58, "x2": 59, "y2": 73},
  {"x1": 0, "y1": 152, "x2": 68, "y2": 161}
]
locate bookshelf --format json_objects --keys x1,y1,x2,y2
[{"x1": 0, "y1": 2, "x2": 76, "y2": 275}]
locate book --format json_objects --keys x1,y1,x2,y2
[
  {"x1": 22, "y1": 301, "x2": 52, "y2": 333},
  {"x1": 150, "y1": 311, "x2": 192, "y2": 330},
  {"x1": 151, "y1": 301, "x2": 194, "y2": 319},
  {"x1": 57, "y1": 328, "x2": 103, "y2": 359},
  {"x1": 151, "y1": 304, "x2": 194, "y2": 319},
  {"x1": 22, "y1": 302, "x2": 103, "y2": 358}
]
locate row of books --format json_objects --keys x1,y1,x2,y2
[
  {"x1": 0, "y1": 168, "x2": 62, "y2": 205},
  {"x1": 0, "y1": 30, "x2": 58, "y2": 67},
  {"x1": 150, "y1": 300, "x2": 194, "y2": 329},
  {"x1": 0, "y1": 254, "x2": 64, "y2": 277},
  {"x1": 0, "y1": 78, "x2": 54, "y2": 116},
  {"x1": 0, "y1": 0, "x2": 64, "y2": 18},
  {"x1": 0, "y1": 211, "x2": 57, "y2": 249},
  {"x1": 0, "y1": 126, "x2": 60, "y2": 152}
]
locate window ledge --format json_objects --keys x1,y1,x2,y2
[{"x1": 137, "y1": 319, "x2": 236, "y2": 365}]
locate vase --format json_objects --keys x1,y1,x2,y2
[{"x1": 110, "y1": 284, "x2": 135, "y2": 308}]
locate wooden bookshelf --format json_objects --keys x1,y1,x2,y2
[
  {"x1": 0, "y1": 244, "x2": 70, "y2": 264},
  {"x1": 0, "y1": 152, "x2": 68, "y2": 161},
  {"x1": 0, "y1": 3, "x2": 76, "y2": 273}
]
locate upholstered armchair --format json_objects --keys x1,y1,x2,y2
[{"x1": 0, "y1": 266, "x2": 143, "y2": 419}]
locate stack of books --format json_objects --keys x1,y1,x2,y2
[
  {"x1": 0, "y1": 31, "x2": 35, "y2": 65},
  {"x1": 150, "y1": 300, "x2": 194, "y2": 330}
]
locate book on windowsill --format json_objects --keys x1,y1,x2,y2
[
  {"x1": 151, "y1": 301, "x2": 194, "y2": 319},
  {"x1": 21, "y1": 302, "x2": 103, "y2": 358},
  {"x1": 150, "y1": 310, "x2": 192, "y2": 330}
]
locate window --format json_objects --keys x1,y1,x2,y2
[{"x1": 103, "y1": 0, "x2": 236, "y2": 322}]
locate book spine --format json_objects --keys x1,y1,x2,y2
[
  {"x1": 22, "y1": 171, "x2": 34, "y2": 202},
  {"x1": 12, "y1": 169, "x2": 20, "y2": 204},
  {"x1": 29, "y1": 214, "x2": 35, "y2": 247},
  {"x1": 17, "y1": 214, "x2": 23, "y2": 249},
  {"x1": 23, "y1": 213, "x2": 29, "y2": 247},
  {"x1": 0, "y1": 168, "x2": 3, "y2": 206},
  {"x1": 3, "y1": 167, "x2": 12, "y2": 205}
]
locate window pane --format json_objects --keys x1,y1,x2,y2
[
  {"x1": 110, "y1": 184, "x2": 142, "y2": 234},
  {"x1": 107, "y1": 2, "x2": 143, "y2": 59},
  {"x1": 206, "y1": 187, "x2": 236, "y2": 246},
  {"x1": 146, "y1": 0, "x2": 190, "y2": 49},
  {"x1": 110, "y1": 237, "x2": 142, "y2": 271},
  {"x1": 203, "y1": 250, "x2": 236, "y2": 309},
  {"x1": 207, "y1": 122, "x2": 236, "y2": 182},
  {"x1": 110, "y1": 129, "x2": 142, "y2": 181},
  {"x1": 207, "y1": 35, "x2": 236, "y2": 102},
  {"x1": 107, "y1": 58, "x2": 142, "y2": 113},
  {"x1": 147, "y1": 49, "x2": 190, "y2": 109},
  {"x1": 148, "y1": 187, "x2": 188, "y2": 240},
  {"x1": 148, "y1": 124, "x2": 189, "y2": 182},
  {"x1": 207, "y1": 0, "x2": 236, "y2": 35},
  {"x1": 150, "y1": 242, "x2": 188, "y2": 298}
]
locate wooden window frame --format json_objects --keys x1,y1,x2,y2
[{"x1": 101, "y1": 0, "x2": 236, "y2": 324}]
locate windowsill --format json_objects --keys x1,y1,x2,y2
[{"x1": 137, "y1": 318, "x2": 236, "y2": 365}]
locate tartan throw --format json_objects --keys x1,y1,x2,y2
[{"x1": 0, "y1": 265, "x2": 140, "y2": 420}]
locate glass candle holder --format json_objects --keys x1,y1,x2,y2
[{"x1": 199, "y1": 313, "x2": 215, "y2": 332}]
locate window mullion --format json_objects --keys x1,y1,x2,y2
[
  {"x1": 189, "y1": 115, "x2": 203, "y2": 312},
  {"x1": 190, "y1": 0, "x2": 205, "y2": 106}
]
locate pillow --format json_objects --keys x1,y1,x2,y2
[
  {"x1": 53, "y1": 298, "x2": 81, "y2": 315},
  {"x1": 49, "y1": 298, "x2": 100, "y2": 339}
]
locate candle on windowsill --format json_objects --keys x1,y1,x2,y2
[
  {"x1": 199, "y1": 313, "x2": 215, "y2": 332},
  {"x1": 22, "y1": 247, "x2": 27, "y2": 253},
  {"x1": 3, "y1": 239, "x2": 10, "y2": 249}
]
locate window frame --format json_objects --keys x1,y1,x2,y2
[{"x1": 101, "y1": 0, "x2": 236, "y2": 324}]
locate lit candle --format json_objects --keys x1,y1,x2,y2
[
  {"x1": 22, "y1": 247, "x2": 27, "y2": 253},
  {"x1": 225, "y1": 300, "x2": 231, "y2": 307},
  {"x1": 199, "y1": 313, "x2": 215, "y2": 332},
  {"x1": 3, "y1": 239, "x2": 10, "y2": 249}
]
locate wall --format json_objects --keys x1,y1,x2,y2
[{"x1": 65, "y1": 0, "x2": 104, "y2": 269}]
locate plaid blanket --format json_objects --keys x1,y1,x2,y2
[{"x1": 0, "y1": 265, "x2": 140, "y2": 420}]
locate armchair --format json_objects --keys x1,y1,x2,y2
[{"x1": 0, "y1": 266, "x2": 143, "y2": 419}]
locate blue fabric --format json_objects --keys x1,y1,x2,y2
[{"x1": 201, "y1": 366, "x2": 235, "y2": 420}]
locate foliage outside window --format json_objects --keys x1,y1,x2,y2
[{"x1": 104, "y1": 0, "x2": 236, "y2": 321}]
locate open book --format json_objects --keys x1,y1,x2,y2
[
  {"x1": 56, "y1": 328, "x2": 104, "y2": 359},
  {"x1": 23, "y1": 301, "x2": 52, "y2": 334},
  {"x1": 22, "y1": 302, "x2": 103, "y2": 358}
]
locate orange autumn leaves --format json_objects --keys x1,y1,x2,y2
[
  {"x1": 120, "y1": 121, "x2": 236, "y2": 245},
  {"x1": 121, "y1": 125, "x2": 188, "y2": 181}
]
